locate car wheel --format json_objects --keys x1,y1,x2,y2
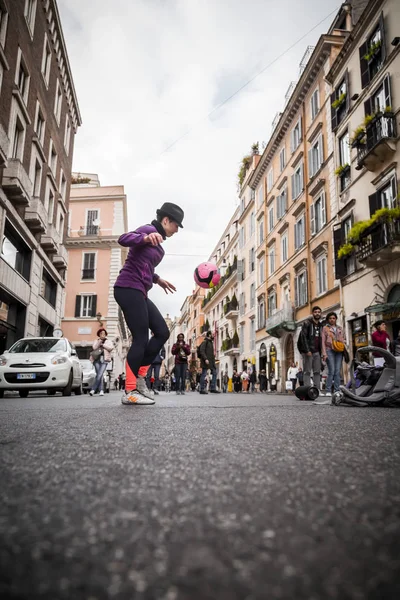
[
  {"x1": 0, "y1": 390, "x2": 4, "y2": 398},
  {"x1": 19, "y1": 390, "x2": 29, "y2": 398},
  {"x1": 47, "y1": 389, "x2": 53, "y2": 396},
  {"x1": 62, "y1": 371, "x2": 73, "y2": 397},
  {"x1": 74, "y1": 380, "x2": 82, "y2": 395}
]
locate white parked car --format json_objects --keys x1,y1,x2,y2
[
  {"x1": 80, "y1": 359, "x2": 96, "y2": 393},
  {"x1": 0, "y1": 337, "x2": 83, "y2": 398}
]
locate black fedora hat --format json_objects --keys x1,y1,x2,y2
[{"x1": 157, "y1": 202, "x2": 184, "y2": 228}]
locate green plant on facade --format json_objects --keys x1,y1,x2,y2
[
  {"x1": 351, "y1": 125, "x2": 366, "y2": 145},
  {"x1": 337, "y1": 207, "x2": 400, "y2": 258},
  {"x1": 332, "y1": 92, "x2": 347, "y2": 110},
  {"x1": 238, "y1": 155, "x2": 252, "y2": 187},
  {"x1": 334, "y1": 163, "x2": 350, "y2": 177},
  {"x1": 251, "y1": 142, "x2": 259, "y2": 155},
  {"x1": 71, "y1": 176, "x2": 91, "y2": 184},
  {"x1": 364, "y1": 113, "x2": 375, "y2": 127},
  {"x1": 230, "y1": 293, "x2": 238, "y2": 310},
  {"x1": 384, "y1": 105, "x2": 393, "y2": 114},
  {"x1": 363, "y1": 39, "x2": 382, "y2": 62},
  {"x1": 232, "y1": 330, "x2": 239, "y2": 347}
]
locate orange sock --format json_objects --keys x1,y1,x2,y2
[{"x1": 125, "y1": 364, "x2": 150, "y2": 391}]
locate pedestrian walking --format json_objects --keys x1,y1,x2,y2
[
  {"x1": 172, "y1": 334, "x2": 191, "y2": 395},
  {"x1": 232, "y1": 371, "x2": 241, "y2": 393},
  {"x1": 296, "y1": 367, "x2": 304, "y2": 387},
  {"x1": 297, "y1": 306, "x2": 323, "y2": 392},
  {"x1": 199, "y1": 331, "x2": 220, "y2": 394},
  {"x1": 89, "y1": 328, "x2": 114, "y2": 397},
  {"x1": 321, "y1": 312, "x2": 346, "y2": 398},
  {"x1": 258, "y1": 369, "x2": 267, "y2": 393},
  {"x1": 114, "y1": 202, "x2": 183, "y2": 405},
  {"x1": 249, "y1": 369, "x2": 257, "y2": 393},
  {"x1": 222, "y1": 370, "x2": 229, "y2": 393},
  {"x1": 371, "y1": 320, "x2": 391, "y2": 366},
  {"x1": 287, "y1": 362, "x2": 298, "y2": 393},
  {"x1": 146, "y1": 337, "x2": 165, "y2": 395}
]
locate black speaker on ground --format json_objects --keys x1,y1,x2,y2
[{"x1": 295, "y1": 385, "x2": 319, "y2": 401}]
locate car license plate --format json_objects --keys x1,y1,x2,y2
[{"x1": 17, "y1": 373, "x2": 36, "y2": 380}]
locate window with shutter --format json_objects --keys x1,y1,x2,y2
[
  {"x1": 359, "y1": 14, "x2": 386, "y2": 89},
  {"x1": 368, "y1": 192, "x2": 379, "y2": 217},
  {"x1": 82, "y1": 252, "x2": 96, "y2": 279},
  {"x1": 86, "y1": 210, "x2": 99, "y2": 235},
  {"x1": 333, "y1": 226, "x2": 347, "y2": 280},
  {"x1": 310, "y1": 203, "x2": 315, "y2": 235}
]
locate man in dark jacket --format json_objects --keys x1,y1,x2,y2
[
  {"x1": 146, "y1": 344, "x2": 166, "y2": 395},
  {"x1": 297, "y1": 306, "x2": 323, "y2": 391},
  {"x1": 199, "y1": 331, "x2": 220, "y2": 394}
]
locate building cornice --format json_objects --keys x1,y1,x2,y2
[
  {"x1": 249, "y1": 34, "x2": 346, "y2": 190},
  {"x1": 65, "y1": 236, "x2": 121, "y2": 248},
  {"x1": 44, "y1": 0, "x2": 82, "y2": 130},
  {"x1": 325, "y1": 0, "x2": 384, "y2": 84}
]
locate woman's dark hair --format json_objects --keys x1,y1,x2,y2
[
  {"x1": 374, "y1": 320, "x2": 385, "y2": 329},
  {"x1": 156, "y1": 211, "x2": 170, "y2": 222},
  {"x1": 177, "y1": 333, "x2": 184, "y2": 340},
  {"x1": 97, "y1": 328, "x2": 107, "y2": 337},
  {"x1": 326, "y1": 312, "x2": 337, "y2": 321}
]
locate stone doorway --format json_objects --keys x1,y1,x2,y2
[{"x1": 284, "y1": 334, "x2": 295, "y2": 381}]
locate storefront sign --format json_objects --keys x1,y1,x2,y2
[{"x1": 78, "y1": 327, "x2": 92, "y2": 335}]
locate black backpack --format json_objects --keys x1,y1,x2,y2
[{"x1": 197, "y1": 345, "x2": 202, "y2": 358}]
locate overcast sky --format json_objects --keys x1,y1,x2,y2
[{"x1": 58, "y1": 0, "x2": 340, "y2": 319}]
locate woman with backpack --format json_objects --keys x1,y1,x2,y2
[
  {"x1": 171, "y1": 333, "x2": 191, "y2": 395},
  {"x1": 89, "y1": 328, "x2": 114, "y2": 396},
  {"x1": 321, "y1": 312, "x2": 346, "y2": 397}
]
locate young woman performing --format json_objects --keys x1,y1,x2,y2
[{"x1": 114, "y1": 202, "x2": 184, "y2": 404}]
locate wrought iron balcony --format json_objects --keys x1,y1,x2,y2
[
  {"x1": 224, "y1": 301, "x2": 239, "y2": 319},
  {"x1": 265, "y1": 302, "x2": 296, "y2": 338},
  {"x1": 81, "y1": 268, "x2": 95, "y2": 280},
  {"x1": 355, "y1": 113, "x2": 397, "y2": 171},
  {"x1": 356, "y1": 218, "x2": 400, "y2": 267}
]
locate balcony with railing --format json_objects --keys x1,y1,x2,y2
[
  {"x1": 2, "y1": 159, "x2": 33, "y2": 205},
  {"x1": 220, "y1": 337, "x2": 240, "y2": 356},
  {"x1": 53, "y1": 244, "x2": 68, "y2": 270},
  {"x1": 355, "y1": 218, "x2": 400, "y2": 267},
  {"x1": 82, "y1": 268, "x2": 95, "y2": 280},
  {"x1": 355, "y1": 113, "x2": 397, "y2": 171},
  {"x1": 25, "y1": 197, "x2": 47, "y2": 233},
  {"x1": 41, "y1": 224, "x2": 61, "y2": 254},
  {"x1": 223, "y1": 300, "x2": 239, "y2": 320},
  {"x1": 265, "y1": 302, "x2": 296, "y2": 338},
  {"x1": 201, "y1": 258, "x2": 238, "y2": 309}
]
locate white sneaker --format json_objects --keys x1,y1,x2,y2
[
  {"x1": 325, "y1": 392, "x2": 332, "y2": 397},
  {"x1": 121, "y1": 390, "x2": 155, "y2": 405},
  {"x1": 136, "y1": 375, "x2": 155, "y2": 400},
  {"x1": 99, "y1": 390, "x2": 104, "y2": 396},
  {"x1": 312, "y1": 398, "x2": 332, "y2": 405},
  {"x1": 89, "y1": 390, "x2": 95, "y2": 396}
]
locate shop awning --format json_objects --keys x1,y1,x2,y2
[{"x1": 365, "y1": 300, "x2": 400, "y2": 314}]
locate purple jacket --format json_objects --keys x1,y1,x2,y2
[{"x1": 114, "y1": 224, "x2": 164, "y2": 295}]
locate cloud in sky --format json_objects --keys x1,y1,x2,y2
[{"x1": 58, "y1": 0, "x2": 340, "y2": 317}]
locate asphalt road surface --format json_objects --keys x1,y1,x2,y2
[{"x1": 1, "y1": 390, "x2": 399, "y2": 600}]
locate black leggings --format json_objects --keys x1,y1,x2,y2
[{"x1": 114, "y1": 287, "x2": 170, "y2": 379}]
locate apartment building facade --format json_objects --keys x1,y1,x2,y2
[
  {"x1": 62, "y1": 174, "x2": 129, "y2": 375},
  {"x1": 249, "y1": 33, "x2": 347, "y2": 389},
  {"x1": 327, "y1": 0, "x2": 400, "y2": 356},
  {"x1": 0, "y1": 0, "x2": 81, "y2": 353},
  {"x1": 202, "y1": 208, "x2": 240, "y2": 378},
  {"x1": 236, "y1": 159, "x2": 260, "y2": 374}
]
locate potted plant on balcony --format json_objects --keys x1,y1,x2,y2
[
  {"x1": 238, "y1": 155, "x2": 252, "y2": 187},
  {"x1": 224, "y1": 297, "x2": 230, "y2": 315},
  {"x1": 230, "y1": 293, "x2": 239, "y2": 310},
  {"x1": 251, "y1": 142, "x2": 259, "y2": 155},
  {"x1": 332, "y1": 92, "x2": 347, "y2": 110},
  {"x1": 384, "y1": 105, "x2": 394, "y2": 118},
  {"x1": 351, "y1": 125, "x2": 366, "y2": 148},
  {"x1": 334, "y1": 163, "x2": 350, "y2": 177},
  {"x1": 232, "y1": 330, "x2": 239, "y2": 348},
  {"x1": 363, "y1": 39, "x2": 382, "y2": 63}
]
